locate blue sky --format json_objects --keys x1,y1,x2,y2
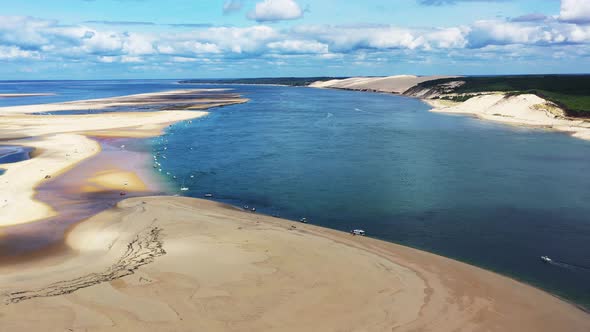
[{"x1": 0, "y1": 0, "x2": 589, "y2": 79}]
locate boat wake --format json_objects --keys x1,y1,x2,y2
[{"x1": 545, "y1": 259, "x2": 590, "y2": 273}]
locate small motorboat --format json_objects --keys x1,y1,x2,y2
[
  {"x1": 180, "y1": 187, "x2": 189, "y2": 191},
  {"x1": 251, "y1": 207, "x2": 256, "y2": 212},
  {"x1": 204, "y1": 193, "x2": 213, "y2": 198},
  {"x1": 541, "y1": 256, "x2": 552, "y2": 263},
  {"x1": 351, "y1": 229, "x2": 366, "y2": 236},
  {"x1": 299, "y1": 217, "x2": 308, "y2": 223}
]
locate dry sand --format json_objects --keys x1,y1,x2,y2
[
  {"x1": 0, "y1": 196, "x2": 588, "y2": 331},
  {"x1": 310, "y1": 75, "x2": 456, "y2": 94},
  {"x1": 427, "y1": 94, "x2": 590, "y2": 141}
]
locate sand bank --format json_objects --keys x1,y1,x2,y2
[
  {"x1": 310, "y1": 75, "x2": 457, "y2": 94},
  {"x1": 0, "y1": 89, "x2": 244, "y2": 226},
  {"x1": 0, "y1": 196, "x2": 588, "y2": 331},
  {"x1": 427, "y1": 94, "x2": 590, "y2": 140},
  {"x1": 0, "y1": 93, "x2": 56, "y2": 98},
  {"x1": 0, "y1": 89, "x2": 246, "y2": 115}
]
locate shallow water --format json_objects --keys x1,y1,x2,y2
[
  {"x1": 0, "y1": 145, "x2": 32, "y2": 164},
  {"x1": 2, "y1": 80, "x2": 590, "y2": 309},
  {"x1": 0, "y1": 145, "x2": 33, "y2": 176}
]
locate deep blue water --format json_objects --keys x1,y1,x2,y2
[{"x1": 2, "y1": 80, "x2": 590, "y2": 309}]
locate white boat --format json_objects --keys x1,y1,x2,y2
[
  {"x1": 204, "y1": 193, "x2": 213, "y2": 198},
  {"x1": 180, "y1": 187, "x2": 189, "y2": 191},
  {"x1": 351, "y1": 229, "x2": 366, "y2": 236},
  {"x1": 541, "y1": 256, "x2": 552, "y2": 263},
  {"x1": 299, "y1": 217, "x2": 308, "y2": 223}
]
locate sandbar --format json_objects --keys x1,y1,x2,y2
[{"x1": 0, "y1": 196, "x2": 588, "y2": 331}]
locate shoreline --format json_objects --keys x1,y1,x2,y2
[
  {"x1": 423, "y1": 94, "x2": 590, "y2": 141},
  {"x1": 1, "y1": 196, "x2": 588, "y2": 331},
  {"x1": 308, "y1": 76, "x2": 590, "y2": 142}
]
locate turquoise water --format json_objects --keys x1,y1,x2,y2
[{"x1": 2, "y1": 80, "x2": 590, "y2": 309}]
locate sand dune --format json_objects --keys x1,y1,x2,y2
[
  {"x1": 427, "y1": 94, "x2": 590, "y2": 140},
  {"x1": 0, "y1": 196, "x2": 588, "y2": 331},
  {"x1": 310, "y1": 75, "x2": 456, "y2": 94}
]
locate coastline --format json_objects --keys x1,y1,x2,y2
[
  {"x1": 309, "y1": 76, "x2": 590, "y2": 142},
  {"x1": 1, "y1": 86, "x2": 589, "y2": 330},
  {"x1": 423, "y1": 94, "x2": 590, "y2": 141},
  {"x1": 1, "y1": 196, "x2": 589, "y2": 331}
]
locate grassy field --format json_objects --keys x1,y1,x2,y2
[
  {"x1": 179, "y1": 77, "x2": 345, "y2": 87},
  {"x1": 415, "y1": 75, "x2": 590, "y2": 117}
]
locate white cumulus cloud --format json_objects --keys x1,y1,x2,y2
[
  {"x1": 560, "y1": 0, "x2": 590, "y2": 24},
  {"x1": 248, "y1": 0, "x2": 304, "y2": 22},
  {"x1": 268, "y1": 40, "x2": 328, "y2": 54}
]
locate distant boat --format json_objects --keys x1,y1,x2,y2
[
  {"x1": 204, "y1": 193, "x2": 213, "y2": 198},
  {"x1": 541, "y1": 256, "x2": 552, "y2": 263},
  {"x1": 299, "y1": 217, "x2": 308, "y2": 223},
  {"x1": 351, "y1": 229, "x2": 366, "y2": 236},
  {"x1": 180, "y1": 187, "x2": 189, "y2": 191}
]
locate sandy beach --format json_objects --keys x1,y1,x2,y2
[{"x1": 0, "y1": 196, "x2": 588, "y2": 331}]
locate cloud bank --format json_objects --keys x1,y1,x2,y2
[{"x1": 1, "y1": 0, "x2": 590, "y2": 77}]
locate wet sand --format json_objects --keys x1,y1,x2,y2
[{"x1": 0, "y1": 196, "x2": 589, "y2": 331}]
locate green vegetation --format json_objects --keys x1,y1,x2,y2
[
  {"x1": 436, "y1": 94, "x2": 478, "y2": 102},
  {"x1": 179, "y1": 77, "x2": 346, "y2": 87},
  {"x1": 415, "y1": 75, "x2": 590, "y2": 117}
]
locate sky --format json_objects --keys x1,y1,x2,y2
[{"x1": 0, "y1": 0, "x2": 589, "y2": 79}]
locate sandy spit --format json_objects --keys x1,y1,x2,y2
[
  {"x1": 0, "y1": 196, "x2": 588, "y2": 332},
  {"x1": 0, "y1": 93, "x2": 56, "y2": 98}
]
